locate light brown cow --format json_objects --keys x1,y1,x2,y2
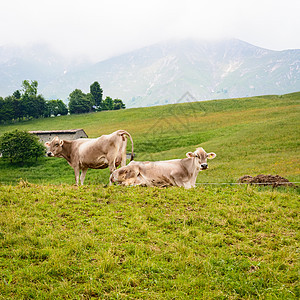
[
  {"x1": 45, "y1": 130, "x2": 134, "y2": 185},
  {"x1": 110, "y1": 147, "x2": 216, "y2": 189}
]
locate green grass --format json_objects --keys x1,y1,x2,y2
[
  {"x1": 0, "y1": 92, "x2": 299, "y2": 184},
  {"x1": 0, "y1": 184, "x2": 299, "y2": 299},
  {"x1": 0, "y1": 93, "x2": 299, "y2": 298}
]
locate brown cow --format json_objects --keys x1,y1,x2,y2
[
  {"x1": 110, "y1": 147, "x2": 216, "y2": 189},
  {"x1": 45, "y1": 130, "x2": 134, "y2": 185}
]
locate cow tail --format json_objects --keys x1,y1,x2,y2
[{"x1": 119, "y1": 130, "x2": 134, "y2": 161}]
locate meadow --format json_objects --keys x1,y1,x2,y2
[
  {"x1": 0, "y1": 93, "x2": 299, "y2": 299},
  {"x1": 0, "y1": 92, "x2": 299, "y2": 184},
  {"x1": 0, "y1": 183, "x2": 299, "y2": 299}
]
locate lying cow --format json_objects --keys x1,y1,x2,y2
[
  {"x1": 110, "y1": 147, "x2": 216, "y2": 189},
  {"x1": 45, "y1": 130, "x2": 134, "y2": 185}
]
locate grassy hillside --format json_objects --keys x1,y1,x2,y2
[
  {"x1": 0, "y1": 92, "x2": 299, "y2": 184},
  {"x1": 0, "y1": 184, "x2": 299, "y2": 299},
  {"x1": 0, "y1": 93, "x2": 299, "y2": 299}
]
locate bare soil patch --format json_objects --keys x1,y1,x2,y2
[{"x1": 238, "y1": 174, "x2": 295, "y2": 187}]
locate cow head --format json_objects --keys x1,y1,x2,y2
[
  {"x1": 186, "y1": 147, "x2": 216, "y2": 170},
  {"x1": 44, "y1": 136, "x2": 64, "y2": 157},
  {"x1": 110, "y1": 166, "x2": 138, "y2": 186}
]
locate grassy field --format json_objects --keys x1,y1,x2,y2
[
  {"x1": 0, "y1": 93, "x2": 299, "y2": 298},
  {"x1": 0, "y1": 92, "x2": 299, "y2": 184},
  {"x1": 0, "y1": 184, "x2": 299, "y2": 299}
]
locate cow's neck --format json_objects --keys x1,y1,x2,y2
[
  {"x1": 182, "y1": 157, "x2": 200, "y2": 175},
  {"x1": 184, "y1": 157, "x2": 198, "y2": 167},
  {"x1": 188, "y1": 158, "x2": 200, "y2": 186},
  {"x1": 60, "y1": 140, "x2": 73, "y2": 163},
  {"x1": 191, "y1": 157, "x2": 201, "y2": 174},
  {"x1": 186, "y1": 157, "x2": 201, "y2": 179}
]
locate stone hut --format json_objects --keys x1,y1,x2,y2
[{"x1": 29, "y1": 129, "x2": 88, "y2": 144}]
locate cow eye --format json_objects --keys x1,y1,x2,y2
[{"x1": 55, "y1": 143, "x2": 59, "y2": 147}]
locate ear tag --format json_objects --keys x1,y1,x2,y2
[{"x1": 208, "y1": 153, "x2": 216, "y2": 159}]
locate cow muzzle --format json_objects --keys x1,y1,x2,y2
[
  {"x1": 200, "y1": 163, "x2": 208, "y2": 170},
  {"x1": 47, "y1": 151, "x2": 54, "y2": 157}
]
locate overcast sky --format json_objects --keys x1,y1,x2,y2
[{"x1": 1, "y1": 0, "x2": 300, "y2": 61}]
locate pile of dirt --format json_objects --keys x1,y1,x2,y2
[{"x1": 238, "y1": 174, "x2": 295, "y2": 187}]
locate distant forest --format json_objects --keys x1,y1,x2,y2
[{"x1": 0, "y1": 80, "x2": 125, "y2": 124}]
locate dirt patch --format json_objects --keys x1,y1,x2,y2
[{"x1": 238, "y1": 174, "x2": 295, "y2": 187}]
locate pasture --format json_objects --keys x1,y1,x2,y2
[
  {"x1": 0, "y1": 93, "x2": 299, "y2": 298},
  {"x1": 0, "y1": 184, "x2": 299, "y2": 299},
  {"x1": 0, "y1": 92, "x2": 299, "y2": 184}
]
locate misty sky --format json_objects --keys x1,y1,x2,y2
[{"x1": 1, "y1": 0, "x2": 300, "y2": 61}]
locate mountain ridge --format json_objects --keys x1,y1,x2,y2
[{"x1": 0, "y1": 39, "x2": 299, "y2": 107}]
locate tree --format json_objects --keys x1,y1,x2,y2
[
  {"x1": 86, "y1": 93, "x2": 95, "y2": 109},
  {"x1": 102, "y1": 96, "x2": 114, "y2": 110},
  {"x1": 0, "y1": 96, "x2": 14, "y2": 123},
  {"x1": 0, "y1": 95, "x2": 24, "y2": 123},
  {"x1": 11, "y1": 97, "x2": 23, "y2": 121},
  {"x1": 90, "y1": 81, "x2": 103, "y2": 108},
  {"x1": 0, "y1": 130, "x2": 45, "y2": 164},
  {"x1": 18, "y1": 80, "x2": 47, "y2": 119},
  {"x1": 35, "y1": 95, "x2": 47, "y2": 118},
  {"x1": 0, "y1": 97, "x2": 5, "y2": 123},
  {"x1": 68, "y1": 89, "x2": 94, "y2": 114},
  {"x1": 113, "y1": 98, "x2": 126, "y2": 110},
  {"x1": 13, "y1": 90, "x2": 21, "y2": 99},
  {"x1": 21, "y1": 80, "x2": 38, "y2": 97},
  {"x1": 45, "y1": 100, "x2": 68, "y2": 117},
  {"x1": 20, "y1": 94, "x2": 46, "y2": 119},
  {"x1": 0, "y1": 81, "x2": 51, "y2": 123},
  {"x1": 67, "y1": 82, "x2": 124, "y2": 114}
]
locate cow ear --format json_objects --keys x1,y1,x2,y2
[
  {"x1": 59, "y1": 140, "x2": 64, "y2": 146},
  {"x1": 186, "y1": 152, "x2": 195, "y2": 158},
  {"x1": 125, "y1": 170, "x2": 133, "y2": 179},
  {"x1": 207, "y1": 152, "x2": 216, "y2": 159},
  {"x1": 45, "y1": 141, "x2": 50, "y2": 147}
]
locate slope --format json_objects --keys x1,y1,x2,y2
[{"x1": 0, "y1": 92, "x2": 299, "y2": 184}]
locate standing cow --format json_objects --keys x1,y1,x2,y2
[
  {"x1": 45, "y1": 130, "x2": 134, "y2": 185},
  {"x1": 110, "y1": 147, "x2": 216, "y2": 189}
]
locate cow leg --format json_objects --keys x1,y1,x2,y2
[
  {"x1": 170, "y1": 172, "x2": 185, "y2": 188},
  {"x1": 74, "y1": 167, "x2": 80, "y2": 186},
  {"x1": 121, "y1": 152, "x2": 127, "y2": 167},
  {"x1": 182, "y1": 182, "x2": 193, "y2": 189},
  {"x1": 108, "y1": 160, "x2": 116, "y2": 174},
  {"x1": 174, "y1": 179, "x2": 193, "y2": 189},
  {"x1": 173, "y1": 179, "x2": 192, "y2": 189},
  {"x1": 80, "y1": 168, "x2": 88, "y2": 185}
]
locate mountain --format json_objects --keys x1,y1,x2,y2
[
  {"x1": 1, "y1": 39, "x2": 299, "y2": 107},
  {"x1": 0, "y1": 44, "x2": 90, "y2": 99}
]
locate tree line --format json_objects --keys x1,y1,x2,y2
[
  {"x1": 0, "y1": 80, "x2": 125, "y2": 124},
  {"x1": 69, "y1": 81, "x2": 125, "y2": 114}
]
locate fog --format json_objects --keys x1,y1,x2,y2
[{"x1": 1, "y1": 0, "x2": 300, "y2": 62}]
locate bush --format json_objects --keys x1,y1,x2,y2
[{"x1": 0, "y1": 130, "x2": 45, "y2": 164}]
